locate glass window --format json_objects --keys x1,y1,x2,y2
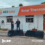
[
  {"x1": 7, "y1": 16, "x2": 13, "y2": 23},
  {"x1": 26, "y1": 15, "x2": 34, "y2": 23}
]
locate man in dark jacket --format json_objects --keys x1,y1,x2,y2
[
  {"x1": 11, "y1": 19, "x2": 14, "y2": 30},
  {"x1": 15, "y1": 19, "x2": 20, "y2": 30}
]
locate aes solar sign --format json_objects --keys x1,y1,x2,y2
[
  {"x1": 0, "y1": 9, "x2": 2, "y2": 14},
  {"x1": 0, "y1": 8, "x2": 19, "y2": 16},
  {"x1": 3, "y1": 10, "x2": 15, "y2": 13}
]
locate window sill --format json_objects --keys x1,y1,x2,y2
[
  {"x1": 26, "y1": 22, "x2": 34, "y2": 24},
  {"x1": 6, "y1": 23, "x2": 11, "y2": 25}
]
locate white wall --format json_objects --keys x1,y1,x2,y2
[
  {"x1": 0, "y1": 16, "x2": 11, "y2": 29},
  {"x1": 38, "y1": 15, "x2": 43, "y2": 31},
  {"x1": 13, "y1": 16, "x2": 25, "y2": 30},
  {"x1": 26, "y1": 15, "x2": 43, "y2": 31},
  {"x1": 0, "y1": 16, "x2": 25, "y2": 30},
  {"x1": 0, "y1": 15, "x2": 43, "y2": 31}
]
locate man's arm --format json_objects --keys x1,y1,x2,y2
[
  {"x1": 15, "y1": 21, "x2": 17, "y2": 24},
  {"x1": 12, "y1": 22, "x2": 15, "y2": 24},
  {"x1": 12, "y1": 23, "x2": 15, "y2": 24},
  {"x1": 19, "y1": 21, "x2": 20, "y2": 24}
]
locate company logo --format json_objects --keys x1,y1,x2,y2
[
  {"x1": 21, "y1": 9, "x2": 29, "y2": 12},
  {"x1": 32, "y1": 39, "x2": 43, "y2": 42},
  {"x1": 3, "y1": 10, "x2": 15, "y2": 13},
  {"x1": 31, "y1": 7, "x2": 45, "y2": 11},
  {"x1": 8, "y1": 10, "x2": 15, "y2": 13},
  {"x1": 0, "y1": 9, "x2": 3, "y2": 14},
  {"x1": 21, "y1": 7, "x2": 45, "y2": 13},
  {"x1": 2, "y1": 39, "x2": 11, "y2": 43}
]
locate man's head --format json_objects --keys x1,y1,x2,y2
[
  {"x1": 11, "y1": 19, "x2": 13, "y2": 21},
  {"x1": 17, "y1": 19, "x2": 19, "y2": 21}
]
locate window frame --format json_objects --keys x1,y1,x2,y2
[
  {"x1": 6, "y1": 16, "x2": 13, "y2": 23},
  {"x1": 25, "y1": 15, "x2": 34, "y2": 23}
]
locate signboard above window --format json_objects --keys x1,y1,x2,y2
[{"x1": 0, "y1": 8, "x2": 19, "y2": 16}]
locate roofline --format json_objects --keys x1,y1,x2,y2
[
  {"x1": 20, "y1": 4, "x2": 45, "y2": 7},
  {"x1": 0, "y1": 4, "x2": 45, "y2": 9},
  {"x1": 0, "y1": 7, "x2": 20, "y2": 9}
]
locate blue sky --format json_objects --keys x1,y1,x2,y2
[{"x1": 0, "y1": 0, "x2": 45, "y2": 8}]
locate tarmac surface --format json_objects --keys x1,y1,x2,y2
[{"x1": 0, "y1": 31, "x2": 45, "y2": 45}]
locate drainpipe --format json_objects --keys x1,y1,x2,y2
[{"x1": 37, "y1": 15, "x2": 38, "y2": 31}]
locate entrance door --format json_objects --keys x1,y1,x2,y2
[{"x1": 43, "y1": 15, "x2": 45, "y2": 30}]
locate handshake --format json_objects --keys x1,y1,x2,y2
[
  {"x1": 11, "y1": 19, "x2": 20, "y2": 25},
  {"x1": 11, "y1": 19, "x2": 20, "y2": 30},
  {"x1": 12, "y1": 23, "x2": 16, "y2": 24}
]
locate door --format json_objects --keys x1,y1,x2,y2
[{"x1": 43, "y1": 15, "x2": 45, "y2": 30}]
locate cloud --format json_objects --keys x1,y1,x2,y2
[
  {"x1": 0, "y1": 0, "x2": 45, "y2": 8},
  {"x1": 0, "y1": 0, "x2": 11, "y2": 8},
  {"x1": 24, "y1": 0, "x2": 42, "y2": 2}
]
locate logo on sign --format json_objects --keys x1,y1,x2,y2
[
  {"x1": 0, "y1": 9, "x2": 2, "y2": 15},
  {"x1": 2, "y1": 39, "x2": 11, "y2": 43},
  {"x1": 21, "y1": 9, "x2": 29, "y2": 12},
  {"x1": 3, "y1": 10, "x2": 15, "y2": 13},
  {"x1": 31, "y1": 7, "x2": 45, "y2": 11}
]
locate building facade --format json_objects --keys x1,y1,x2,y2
[{"x1": 0, "y1": 4, "x2": 45, "y2": 31}]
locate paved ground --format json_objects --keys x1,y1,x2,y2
[{"x1": 0, "y1": 31, "x2": 45, "y2": 45}]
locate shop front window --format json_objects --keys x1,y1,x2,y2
[
  {"x1": 26, "y1": 15, "x2": 34, "y2": 23},
  {"x1": 6, "y1": 16, "x2": 13, "y2": 23}
]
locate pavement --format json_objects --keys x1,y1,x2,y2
[{"x1": 0, "y1": 31, "x2": 45, "y2": 45}]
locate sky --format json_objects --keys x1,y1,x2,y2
[{"x1": 0, "y1": 0, "x2": 45, "y2": 8}]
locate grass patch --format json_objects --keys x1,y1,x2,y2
[
  {"x1": 0, "y1": 28, "x2": 2, "y2": 30},
  {"x1": 0, "y1": 28, "x2": 8, "y2": 31}
]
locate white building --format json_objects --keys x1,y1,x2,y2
[{"x1": 0, "y1": 4, "x2": 45, "y2": 31}]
